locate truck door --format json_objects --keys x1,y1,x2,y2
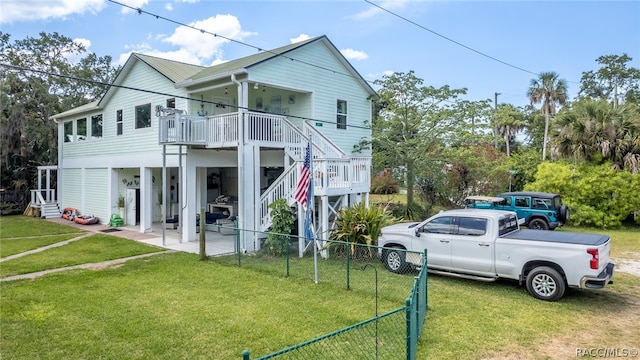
[
  {"x1": 451, "y1": 216, "x2": 494, "y2": 273},
  {"x1": 416, "y1": 216, "x2": 454, "y2": 268}
]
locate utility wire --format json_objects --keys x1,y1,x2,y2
[
  {"x1": 1, "y1": 62, "x2": 373, "y2": 130},
  {"x1": 3, "y1": 63, "x2": 494, "y2": 141},
  {"x1": 364, "y1": 0, "x2": 540, "y2": 77},
  {"x1": 108, "y1": 0, "x2": 360, "y2": 84},
  {"x1": 365, "y1": 0, "x2": 581, "y2": 86}
]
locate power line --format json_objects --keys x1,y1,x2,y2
[
  {"x1": 3, "y1": 63, "x2": 494, "y2": 142},
  {"x1": 364, "y1": 0, "x2": 541, "y2": 77},
  {"x1": 108, "y1": 0, "x2": 514, "y2": 106},
  {"x1": 1, "y1": 62, "x2": 372, "y2": 130},
  {"x1": 107, "y1": 0, "x2": 361, "y2": 84}
]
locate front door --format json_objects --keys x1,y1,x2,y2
[{"x1": 125, "y1": 188, "x2": 139, "y2": 226}]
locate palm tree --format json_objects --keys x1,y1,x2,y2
[
  {"x1": 495, "y1": 104, "x2": 524, "y2": 157},
  {"x1": 527, "y1": 72, "x2": 568, "y2": 160},
  {"x1": 555, "y1": 99, "x2": 640, "y2": 173}
]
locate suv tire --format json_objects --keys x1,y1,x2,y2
[{"x1": 528, "y1": 218, "x2": 549, "y2": 230}]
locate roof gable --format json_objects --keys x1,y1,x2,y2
[
  {"x1": 176, "y1": 36, "x2": 377, "y2": 97},
  {"x1": 97, "y1": 53, "x2": 205, "y2": 107}
]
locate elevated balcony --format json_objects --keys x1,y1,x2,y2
[{"x1": 159, "y1": 111, "x2": 302, "y2": 149}]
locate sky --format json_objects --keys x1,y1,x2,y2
[{"x1": 1, "y1": 0, "x2": 639, "y2": 108}]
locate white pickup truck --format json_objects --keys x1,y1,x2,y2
[{"x1": 378, "y1": 209, "x2": 615, "y2": 301}]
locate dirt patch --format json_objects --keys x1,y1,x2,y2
[{"x1": 613, "y1": 257, "x2": 640, "y2": 277}]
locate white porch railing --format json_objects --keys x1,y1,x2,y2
[
  {"x1": 206, "y1": 113, "x2": 239, "y2": 147},
  {"x1": 30, "y1": 189, "x2": 56, "y2": 207},
  {"x1": 304, "y1": 121, "x2": 346, "y2": 159},
  {"x1": 258, "y1": 156, "x2": 371, "y2": 230},
  {"x1": 312, "y1": 157, "x2": 371, "y2": 194},
  {"x1": 158, "y1": 114, "x2": 207, "y2": 145},
  {"x1": 259, "y1": 163, "x2": 298, "y2": 229}
]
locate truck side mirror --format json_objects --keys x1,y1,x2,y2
[{"x1": 414, "y1": 229, "x2": 421, "y2": 237}]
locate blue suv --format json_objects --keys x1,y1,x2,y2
[{"x1": 465, "y1": 191, "x2": 569, "y2": 230}]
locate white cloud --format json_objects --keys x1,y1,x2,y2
[
  {"x1": 74, "y1": 38, "x2": 92, "y2": 49},
  {"x1": 162, "y1": 14, "x2": 256, "y2": 62},
  {"x1": 63, "y1": 38, "x2": 92, "y2": 64},
  {"x1": 117, "y1": 14, "x2": 255, "y2": 66},
  {"x1": 119, "y1": 0, "x2": 149, "y2": 14},
  {"x1": 165, "y1": 3, "x2": 173, "y2": 11},
  {"x1": 0, "y1": 0, "x2": 105, "y2": 24},
  {"x1": 352, "y1": 0, "x2": 410, "y2": 20},
  {"x1": 341, "y1": 48, "x2": 368, "y2": 61},
  {"x1": 366, "y1": 70, "x2": 395, "y2": 81},
  {"x1": 290, "y1": 34, "x2": 311, "y2": 44},
  {"x1": 118, "y1": 44, "x2": 203, "y2": 66}
]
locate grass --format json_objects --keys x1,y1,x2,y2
[
  {"x1": 0, "y1": 234, "x2": 165, "y2": 278},
  {"x1": 560, "y1": 225, "x2": 640, "y2": 258},
  {"x1": 1, "y1": 216, "x2": 639, "y2": 359},
  {"x1": 1, "y1": 253, "x2": 409, "y2": 359},
  {"x1": 0, "y1": 215, "x2": 84, "y2": 237},
  {"x1": 0, "y1": 234, "x2": 83, "y2": 257}
]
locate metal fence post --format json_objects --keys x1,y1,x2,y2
[{"x1": 242, "y1": 349, "x2": 250, "y2": 360}]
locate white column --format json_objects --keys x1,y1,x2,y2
[
  {"x1": 239, "y1": 143, "x2": 259, "y2": 252},
  {"x1": 45, "y1": 168, "x2": 51, "y2": 202},
  {"x1": 109, "y1": 168, "x2": 119, "y2": 220},
  {"x1": 182, "y1": 154, "x2": 197, "y2": 242},
  {"x1": 140, "y1": 167, "x2": 153, "y2": 233},
  {"x1": 320, "y1": 195, "x2": 329, "y2": 258}
]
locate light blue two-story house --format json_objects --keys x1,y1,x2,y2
[{"x1": 36, "y1": 35, "x2": 374, "y2": 253}]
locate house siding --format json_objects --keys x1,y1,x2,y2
[
  {"x1": 61, "y1": 169, "x2": 82, "y2": 211},
  {"x1": 60, "y1": 60, "x2": 188, "y2": 160},
  {"x1": 249, "y1": 42, "x2": 372, "y2": 156},
  {"x1": 84, "y1": 168, "x2": 109, "y2": 221}
]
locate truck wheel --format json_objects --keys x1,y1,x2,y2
[
  {"x1": 383, "y1": 247, "x2": 407, "y2": 274},
  {"x1": 526, "y1": 266, "x2": 566, "y2": 301},
  {"x1": 528, "y1": 218, "x2": 549, "y2": 230}
]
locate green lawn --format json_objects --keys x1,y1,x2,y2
[
  {"x1": 560, "y1": 225, "x2": 640, "y2": 258},
  {"x1": 1, "y1": 216, "x2": 639, "y2": 359},
  {"x1": 0, "y1": 215, "x2": 84, "y2": 237},
  {"x1": 0, "y1": 234, "x2": 165, "y2": 277},
  {"x1": 0, "y1": 233, "x2": 83, "y2": 257}
]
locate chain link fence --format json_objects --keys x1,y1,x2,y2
[{"x1": 206, "y1": 226, "x2": 428, "y2": 359}]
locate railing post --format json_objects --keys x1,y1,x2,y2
[{"x1": 242, "y1": 349, "x2": 250, "y2": 360}]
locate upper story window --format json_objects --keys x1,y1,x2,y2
[
  {"x1": 336, "y1": 99, "x2": 347, "y2": 130},
  {"x1": 77, "y1": 118, "x2": 87, "y2": 141},
  {"x1": 167, "y1": 98, "x2": 175, "y2": 108},
  {"x1": 91, "y1": 114, "x2": 103, "y2": 139},
  {"x1": 135, "y1": 103, "x2": 151, "y2": 129},
  {"x1": 116, "y1": 109, "x2": 123, "y2": 135},
  {"x1": 64, "y1": 121, "x2": 73, "y2": 142}
]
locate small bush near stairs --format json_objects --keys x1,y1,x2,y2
[{"x1": 265, "y1": 199, "x2": 295, "y2": 256}]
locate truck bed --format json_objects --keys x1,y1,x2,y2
[{"x1": 502, "y1": 229, "x2": 609, "y2": 246}]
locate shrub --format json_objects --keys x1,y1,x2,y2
[
  {"x1": 370, "y1": 172, "x2": 399, "y2": 194},
  {"x1": 525, "y1": 162, "x2": 640, "y2": 228},
  {"x1": 264, "y1": 199, "x2": 294, "y2": 256},
  {"x1": 330, "y1": 202, "x2": 397, "y2": 255}
]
